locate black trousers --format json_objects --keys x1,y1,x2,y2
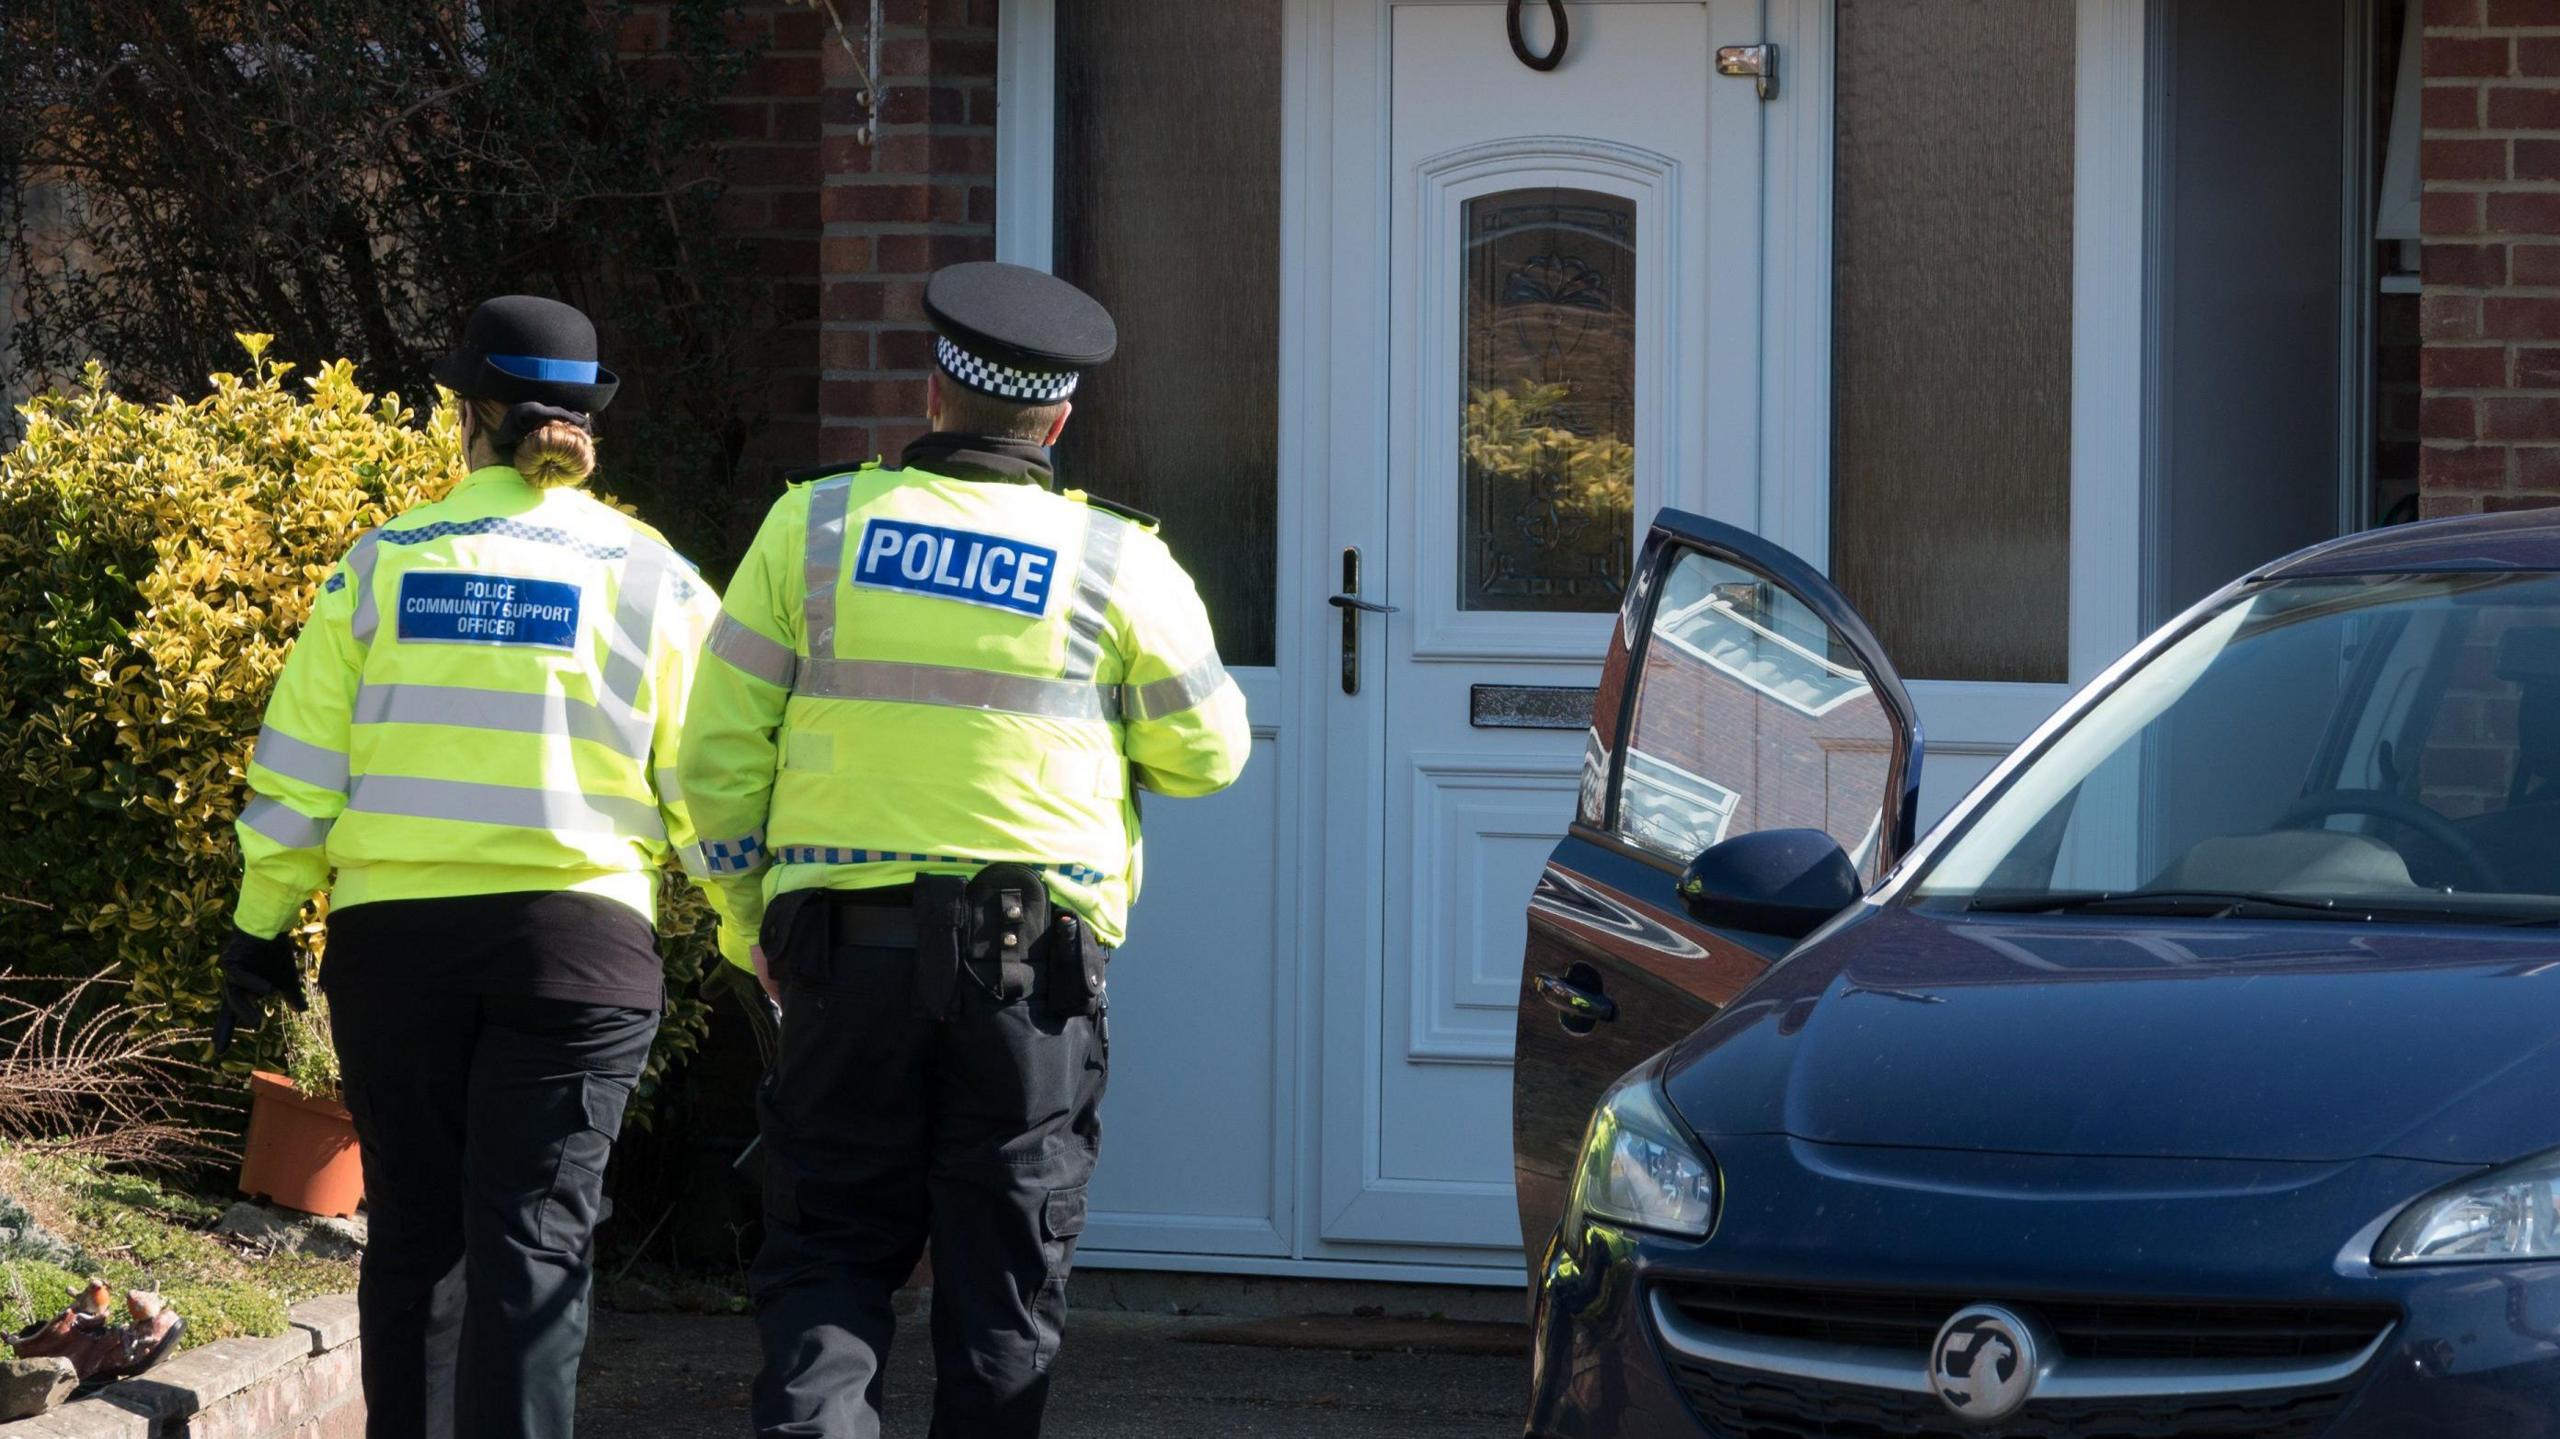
[
  {"x1": 749, "y1": 895, "x2": 1108, "y2": 1439},
  {"x1": 327, "y1": 977, "x2": 658, "y2": 1439}
]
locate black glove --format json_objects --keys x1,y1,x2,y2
[{"x1": 211, "y1": 929, "x2": 305, "y2": 1058}]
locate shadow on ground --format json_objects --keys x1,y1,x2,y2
[{"x1": 579, "y1": 1308, "x2": 1528, "y2": 1438}]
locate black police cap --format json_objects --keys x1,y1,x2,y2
[
  {"x1": 430, "y1": 295, "x2": 620, "y2": 413},
  {"x1": 924, "y1": 263, "x2": 1117, "y2": 402}
]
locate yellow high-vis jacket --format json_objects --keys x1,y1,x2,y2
[
  {"x1": 679, "y1": 458, "x2": 1250, "y2": 966},
  {"x1": 234, "y1": 465, "x2": 746, "y2": 958}
]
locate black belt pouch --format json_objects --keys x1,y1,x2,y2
[{"x1": 1046, "y1": 913, "x2": 1107, "y2": 1021}]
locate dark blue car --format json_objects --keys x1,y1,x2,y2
[{"x1": 1512, "y1": 507, "x2": 2560, "y2": 1437}]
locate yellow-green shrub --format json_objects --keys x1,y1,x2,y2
[{"x1": 0, "y1": 338, "x2": 713, "y2": 1109}]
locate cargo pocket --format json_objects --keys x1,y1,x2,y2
[
  {"x1": 1039, "y1": 1182, "x2": 1088, "y2": 1290},
  {"x1": 1035, "y1": 1183, "x2": 1089, "y2": 1371},
  {"x1": 539, "y1": 1072, "x2": 631, "y2": 1254}
]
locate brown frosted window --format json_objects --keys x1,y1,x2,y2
[
  {"x1": 1830, "y1": 0, "x2": 2075, "y2": 684},
  {"x1": 1051, "y1": 0, "x2": 1282, "y2": 667}
]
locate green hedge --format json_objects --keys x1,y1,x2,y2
[{"x1": 0, "y1": 340, "x2": 713, "y2": 1111}]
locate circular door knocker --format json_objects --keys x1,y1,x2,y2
[{"x1": 1507, "y1": 0, "x2": 1569, "y2": 72}]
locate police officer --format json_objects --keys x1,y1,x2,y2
[
  {"x1": 680, "y1": 262, "x2": 1250, "y2": 1437},
  {"x1": 214, "y1": 296, "x2": 747, "y2": 1439}
]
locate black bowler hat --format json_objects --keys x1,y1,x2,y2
[
  {"x1": 924, "y1": 262, "x2": 1116, "y2": 403},
  {"x1": 431, "y1": 295, "x2": 620, "y2": 413}
]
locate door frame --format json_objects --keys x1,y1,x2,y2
[{"x1": 996, "y1": 0, "x2": 2152, "y2": 1285}]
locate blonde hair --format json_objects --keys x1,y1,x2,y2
[{"x1": 469, "y1": 399, "x2": 597, "y2": 489}]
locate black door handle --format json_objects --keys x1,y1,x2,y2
[
  {"x1": 1333, "y1": 548, "x2": 1396, "y2": 697},
  {"x1": 1328, "y1": 593, "x2": 1399, "y2": 615},
  {"x1": 1533, "y1": 970, "x2": 1618, "y2": 1027}
]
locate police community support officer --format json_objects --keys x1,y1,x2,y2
[
  {"x1": 680, "y1": 262, "x2": 1250, "y2": 1437},
  {"x1": 215, "y1": 296, "x2": 747, "y2": 1439}
]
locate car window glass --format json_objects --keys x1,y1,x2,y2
[
  {"x1": 1611, "y1": 549, "x2": 1897, "y2": 879},
  {"x1": 2411, "y1": 602, "x2": 2560, "y2": 831},
  {"x1": 1910, "y1": 573, "x2": 2560, "y2": 916}
]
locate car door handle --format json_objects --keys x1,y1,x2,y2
[
  {"x1": 1328, "y1": 593, "x2": 1399, "y2": 615},
  {"x1": 1533, "y1": 971, "x2": 1618, "y2": 1024}
]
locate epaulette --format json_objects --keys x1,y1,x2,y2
[{"x1": 1080, "y1": 493, "x2": 1162, "y2": 530}]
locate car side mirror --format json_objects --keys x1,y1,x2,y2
[{"x1": 1679, "y1": 828, "x2": 1863, "y2": 940}]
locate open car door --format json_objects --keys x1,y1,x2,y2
[{"x1": 1511, "y1": 509, "x2": 1922, "y2": 1263}]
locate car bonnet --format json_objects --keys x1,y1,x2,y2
[{"x1": 1658, "y1": 903, "x2": 2560, "y2": 1166}]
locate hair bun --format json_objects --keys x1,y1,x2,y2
[{"x1": 514, "y1": 421, "x2": 598, "y2": 489}]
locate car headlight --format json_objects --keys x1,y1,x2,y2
[
  {"x1": 2379, "y1": 1149, "x2": 2560, "y2": 1264},
  {"x1": 1571, "y1": 1069, "x2": 1718, "y2": 1239}
]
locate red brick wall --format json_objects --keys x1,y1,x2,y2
[
  {"x1": 612, "y1": 0, "x2": 1001, "y2": 531},
  {"x1": 814, "y1": 0, "x2": 1001, "y2": 467},
  {"x1": 614, "y1": 0, "x2": 827, "y2": 525},
  {"x1": 2418, "y1": 0, "x2": 2560, "y2": 516}
]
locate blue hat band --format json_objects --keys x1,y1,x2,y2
[{"x1": 487, "y1": 353, "x2": 600, "y2": 384}]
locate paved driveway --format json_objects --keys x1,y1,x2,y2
[{"x1": 579, "y1": 1309, "x2": 1528, "y2": 1438}]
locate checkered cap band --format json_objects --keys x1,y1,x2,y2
[{"x1": 935, "y1": 336, "x2": 1080, "y2": 403}]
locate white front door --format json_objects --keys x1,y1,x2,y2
[
  {"x1": 1310, "y1": 0, "x2": 2144, "y2": 1271},
  {"x1": 1316, "y1": 0, "x2": 1764, "y2": 1265}
]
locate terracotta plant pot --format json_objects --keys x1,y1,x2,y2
[{"x1": 238, "y1": 1071, "x2": 363, "y2": 1219}]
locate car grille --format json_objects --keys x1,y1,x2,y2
[
  {"x1": 1670, "y1": 1363, "x2": 2359, "y2": 1439},
  {"x1": 1660, "y1": 1281, "x2": 2395, "y2": 1363},
  {"x1": 1654, "y1": 1282, "x2": 2396, "y2": 1439}
]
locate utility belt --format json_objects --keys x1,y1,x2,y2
[{"x1": 797, "y1": 865, "x2": 1107, "y2": 1022}]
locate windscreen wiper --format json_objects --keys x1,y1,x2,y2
[{"x1": 1964, "y1": 889, "x2": 2559, "y2": 925}]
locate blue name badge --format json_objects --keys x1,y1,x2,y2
[
  {"x1": 851, "y1": 519, "x2": 1058, "y2": 618},
  {"x1": 396, "y1": 571, "x2": 583, "y2": 651}
]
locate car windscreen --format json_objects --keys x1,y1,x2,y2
[{"x1": 1905, "y1": 572, "x2": 2560, "y2": 923}]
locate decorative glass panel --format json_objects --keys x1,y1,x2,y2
[
  {"x1": 1616, "y1": 550, "x2": 1896, "y2": 880},
  {"x1": 1053, "y1": 0, "x2": 1282, "y2": 666},
  {"x1": 1830, "y1": 0, "x2": 2075, "y2": 683},
  {"x1": 1459, "y1": 188, "x2": 1636, "y2": 612}
]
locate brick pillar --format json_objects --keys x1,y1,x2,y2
[
  {"x1": 718, "y1": 3, "x2": 828, "y2": 490},
  {"x1": 2419, "y1": 0, "x2": 2560, "y2": 516},
  {"x1": 817, "y1": 0, "x2": 1001, "y2": 466},
  {"x1": 615, "y1": 0, "x2": 825, "y2": 524}
]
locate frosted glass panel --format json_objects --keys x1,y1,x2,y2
[
  {"x1": 1831, "y1": 0, "x2": 2075, "y2": 684},
  {"x1": 1053, "y1": 0, "x2": 1281, "y2": 666},
  {"x1": 1459, "y1": 188, "x2": 1636, "y2": 612}
]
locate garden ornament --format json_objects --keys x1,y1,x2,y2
[{"x1": 5, "y1": 1279, "x2": 186, "y2": 1382}]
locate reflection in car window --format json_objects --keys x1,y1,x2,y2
[
  {"x1": 1618, "y1": 750, "x2": 1741, "y2": 861},
  {"x1": 1909, "y1": 572, "x2": 2560, "y2": 919},
  {"x1": 1612, "y1": 550, "x2": 1895, "y2": 877}
]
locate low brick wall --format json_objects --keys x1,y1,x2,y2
[{"x1": 1, "y1": 1296, "x2": 360, "y2": 1439}]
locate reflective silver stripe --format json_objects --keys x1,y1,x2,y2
[
  {"x1": 796, "y1": 657, "x2": 1122, "y2": 723},
  {"x1": 344, "y1": 775, "x2": 666, "y2": 840},
  {"x1": 354, "y1": 684, "x2": 646, "y2": 759},
  {"x1": 708, "y1": 613, "x2": 800, "y2": 690},
  {"x1": 803, "y1": 478, "x2": 853, "y2": 661},
  {"x1": 674, "y1": 842, "x2": 711, "y2": 877},
  {"x1": 345, "y1": 531, "x2": 386, "y2": 645},
  {"x1": 1060, "y1": 508, "x2": 1128, "y2": 682},
  {"x1": 250, "y1": 726, "x2": 350, "y2": 793},
  {"x1": 655, "y1": 767, "x2": 684, "y2": 800},
  {"x1": 1123, "y1": 654, "x2": 1231, "y2": 722},
  {"x1": 240, "y1": 797, "x2": 332, "y2": 850},
  {"x1": 603, "y1": 535, "x2": 668, "y2": 712}
]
